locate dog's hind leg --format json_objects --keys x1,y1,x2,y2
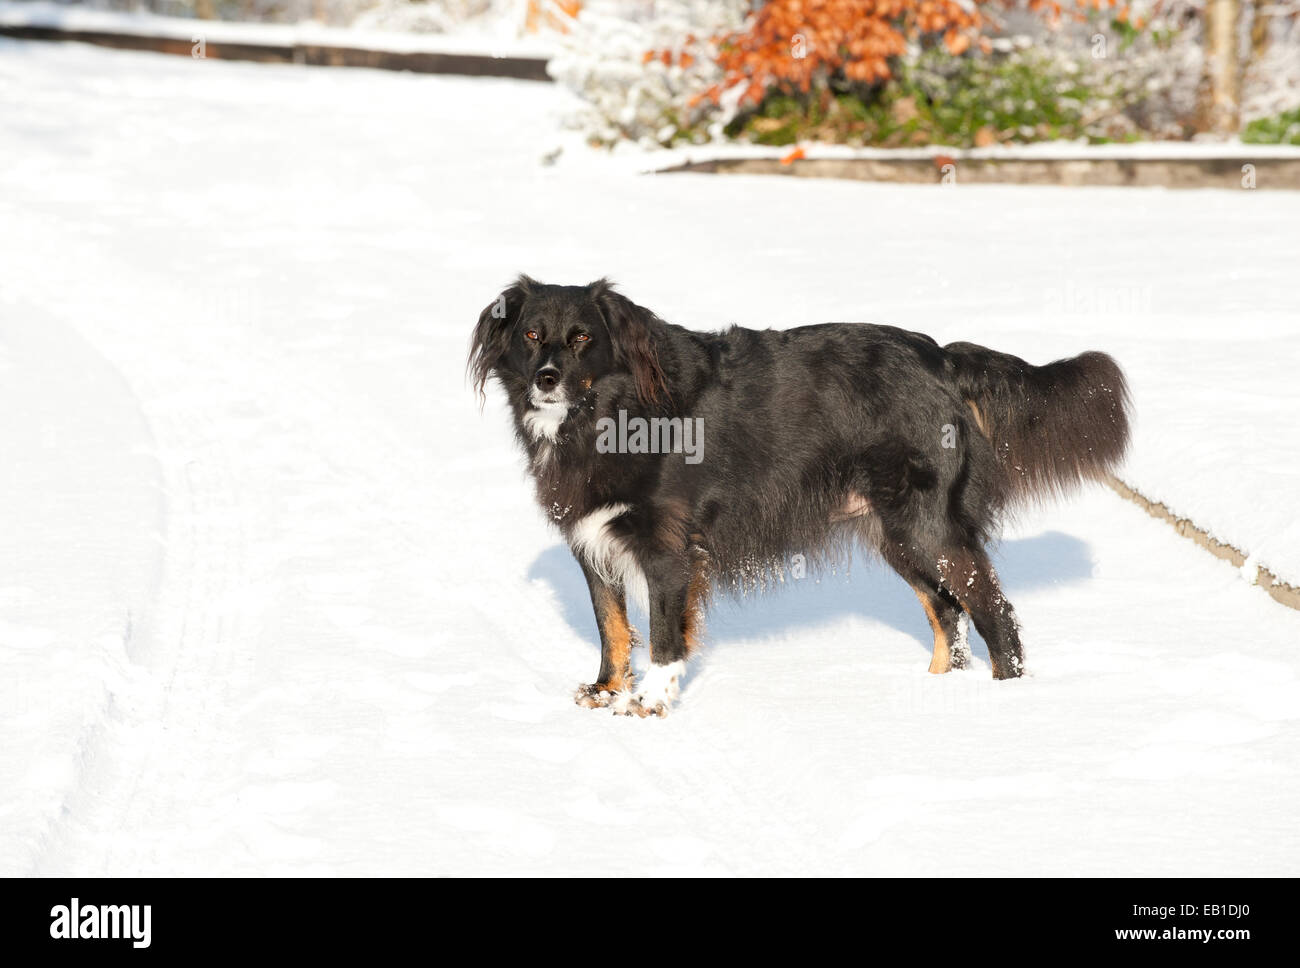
[
  {"x1": 881, "y1": 533, "x2": 1022, "y2": 680},
  {"x1": 574, "y1": 561, "x2": 635, "y2": 709},
  {"x1": 908, "y1": 583, "x2": 969, "y2": 674},
  {"x1": 938, "y1": 544, "x2": 1024, "y2": 680}
]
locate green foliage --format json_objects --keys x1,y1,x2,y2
[
  {"x1": 726, "y1": 45, "x2": 1137, "y2": 148},
  {"x1": 1109, "y1": 18, "x2": 1140, "y2": 52},
  {"x1": 1242, "y1": 108, "x2": 1300, "y2": 146}
]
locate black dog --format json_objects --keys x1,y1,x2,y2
[{"x1": 470, "y1": 276, "x2": 1131, "y2": 716}]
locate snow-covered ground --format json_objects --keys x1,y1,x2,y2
[
  {"x1": 2, "y1": 39, "x2": 1298, "y2": 876},
  {"x1": 0, "y1": 0, "x2": 558, "y2": 57},
  {"x1": 640, "y1": 139, "x2": 1300, "y2": 162}
]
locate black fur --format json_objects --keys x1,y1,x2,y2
[{"x1": 469, "y1": 276, "x2": 1132, "y2": 710}]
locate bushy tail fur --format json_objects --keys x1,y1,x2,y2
[{"x1": 945, "y1": 342, "x2": 1132, "y2": 507}]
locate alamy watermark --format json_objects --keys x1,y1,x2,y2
[
  {"x1": 50, "y1": 898, "x2": 151, "y2": 949},
  {"x1": 1044, "y1": 281, "x2": 1153, "y2": 315},
  {"x1": 595, "y1": 409, "x2": 704, "y2": 464}
]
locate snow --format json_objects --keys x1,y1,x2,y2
[
  {"x1": 0, "y1": 0, "x2": 558, "y2": 57},
  {"x1": 638, "y1": 139, "x2": 1300, "y2": 163},
  {"x1": 1113, "y1": 320, "x2": 1300, "y2": 585},
  {"x1": 2, "y1": 39, "x2": 1299, "y2": 876}
]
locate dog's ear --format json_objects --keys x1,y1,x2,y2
[
  {"x1": 588, "y1": 279, "x2": 669, "y2": 407},
  {"x1": 468, "y1": 274, "x2": 535, "y2": 403}
]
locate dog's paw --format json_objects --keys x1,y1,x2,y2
[
  {"x1": 611, "y1": 693, "x2": 668, "y2": 718},
  {"x1": 610, "y1": 661, "x2": 684, "y2": 719},
  {"x1": 574, "y1": 683, "x2": 621, "y2": 709}
]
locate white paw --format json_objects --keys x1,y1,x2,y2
[
  {"x1": 612, "y1": 660, "x2": 685, "y2": 718},
  {"x1": 574, "y1": 683, "x2": 620, "y2": 708}
]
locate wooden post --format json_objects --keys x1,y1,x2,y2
[
  {"x1": 1250, "y1": 0, "x2": 1270, "y2": 61},
  {"x1": 1201, "y1": 0, "x2": 1241, "y2": 135}
]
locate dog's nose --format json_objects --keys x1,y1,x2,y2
[{"x1": 535, "y1": 368, "x2": 560, "y2": 392}]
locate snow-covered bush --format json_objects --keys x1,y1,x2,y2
[
  {"x1": 545, "y1": 1, "x2": 1212, "y2": 147},
  {"x1": 724, "y1": 33, "x2": 1164, "y2": 147},
  {"x1": 1053, "y1": 13, "x2": 1205, "y2": 140},
  {"x1": 1064, "y1": 1, "x2": 1300, "y2": 134},
  {"x1": 351, "y1": 0, "x2": 508, "y2": 33},
  {"x1": 1242, "y1": 6, "x2": 1300, "y2": 122},
  {"x1": 547, "y1": 0, "x2": 751, "y2": 147}
]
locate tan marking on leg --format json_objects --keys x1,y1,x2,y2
[
  {"x1": 576, "y1": 590, "x2": 635, "y2": 709},
  {"x1": 683, "y1": 553, "x2": 710, "y2": 655},
  {"x1": 601, "y1": 614, "x2": 632, "y2": 691},
  {"x1": 595, "y1": 586, "x2": 632, "y2": 691},
  {"x1": 913, "y1": 585, "x2": 952, "y2": 674}
]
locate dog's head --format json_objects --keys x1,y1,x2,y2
[{"x1": 468, "y1": 276, "x2": 668, "y2": 416}]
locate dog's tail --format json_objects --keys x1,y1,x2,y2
[{"x1": 944, "y1": 341, "x2": 1132, "y2": 507}]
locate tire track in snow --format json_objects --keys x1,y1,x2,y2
[
  {"x1": 0, "y1": 309, "x2": 165, "y2": 875},
  {"x1": 27, "y1": 274, "x2": 459, "y2": 872},
  {"x1": 31, "y1": 330, "x2": 262, "y2": 873}
]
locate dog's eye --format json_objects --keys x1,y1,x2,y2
[
  {"x1": 524, "y1": 330, "x2": 539, "y2": 341},
  {"x1": 573, "y1": 333, "x2": 590, "y2": 343}
]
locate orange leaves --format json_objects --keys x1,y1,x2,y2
[
  {"x1": 524, "y1": 0, "x2": 582, "y2": 34},
  {"x1": 650, "y1": 0, "x2": 1154, "y2": 119},
  {"x1": 642, "y1": 46, "x2": 701, "y2": 71},
  {"x1": 1025, "y1": 0, "x2": 1064, "y2": 24},
  {"x1": 706, "y1": 0, "x2": 995, "y2": 106}
]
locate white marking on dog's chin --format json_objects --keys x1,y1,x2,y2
[
  {"x1": 523, "y1": 387, "x2": 570, "y2": 442},
  {"x1": 612, "y1": 660, "x2": 685, "y2": 716},
  {"x1": 570, "y1": 503, "x2": 649, "y2": 613}
]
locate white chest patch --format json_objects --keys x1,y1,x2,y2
[
  {"x1": 570, "y1": 503, "x2": 648, "y2": 612},
  {"x1": 523, "y1": 399, "x2": 570, "y2": 442}
]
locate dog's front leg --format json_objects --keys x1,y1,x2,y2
[
  {"x1": 614, "y1": 554, "x2": 695, "y2": 718},
  {"x1": 573, "y1": 560, "x2": 634, "y2": 709}
]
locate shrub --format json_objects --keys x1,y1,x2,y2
[
  {"x1": 549, "y1": 1, "x2": 750, "y2": 146},
  {"x1": 702, "y1": 0, "x2": 994, "y2": 108},
  {"x1": 1242, "y1": 107, "x2": 1300, "y2": 145},
  {"x1": 727, "y1": 39, "x2": 1142, "y2": 148}
]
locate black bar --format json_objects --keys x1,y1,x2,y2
[{"x1": 0, "y1": 877, "x2": 1286, "y2": 957}]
